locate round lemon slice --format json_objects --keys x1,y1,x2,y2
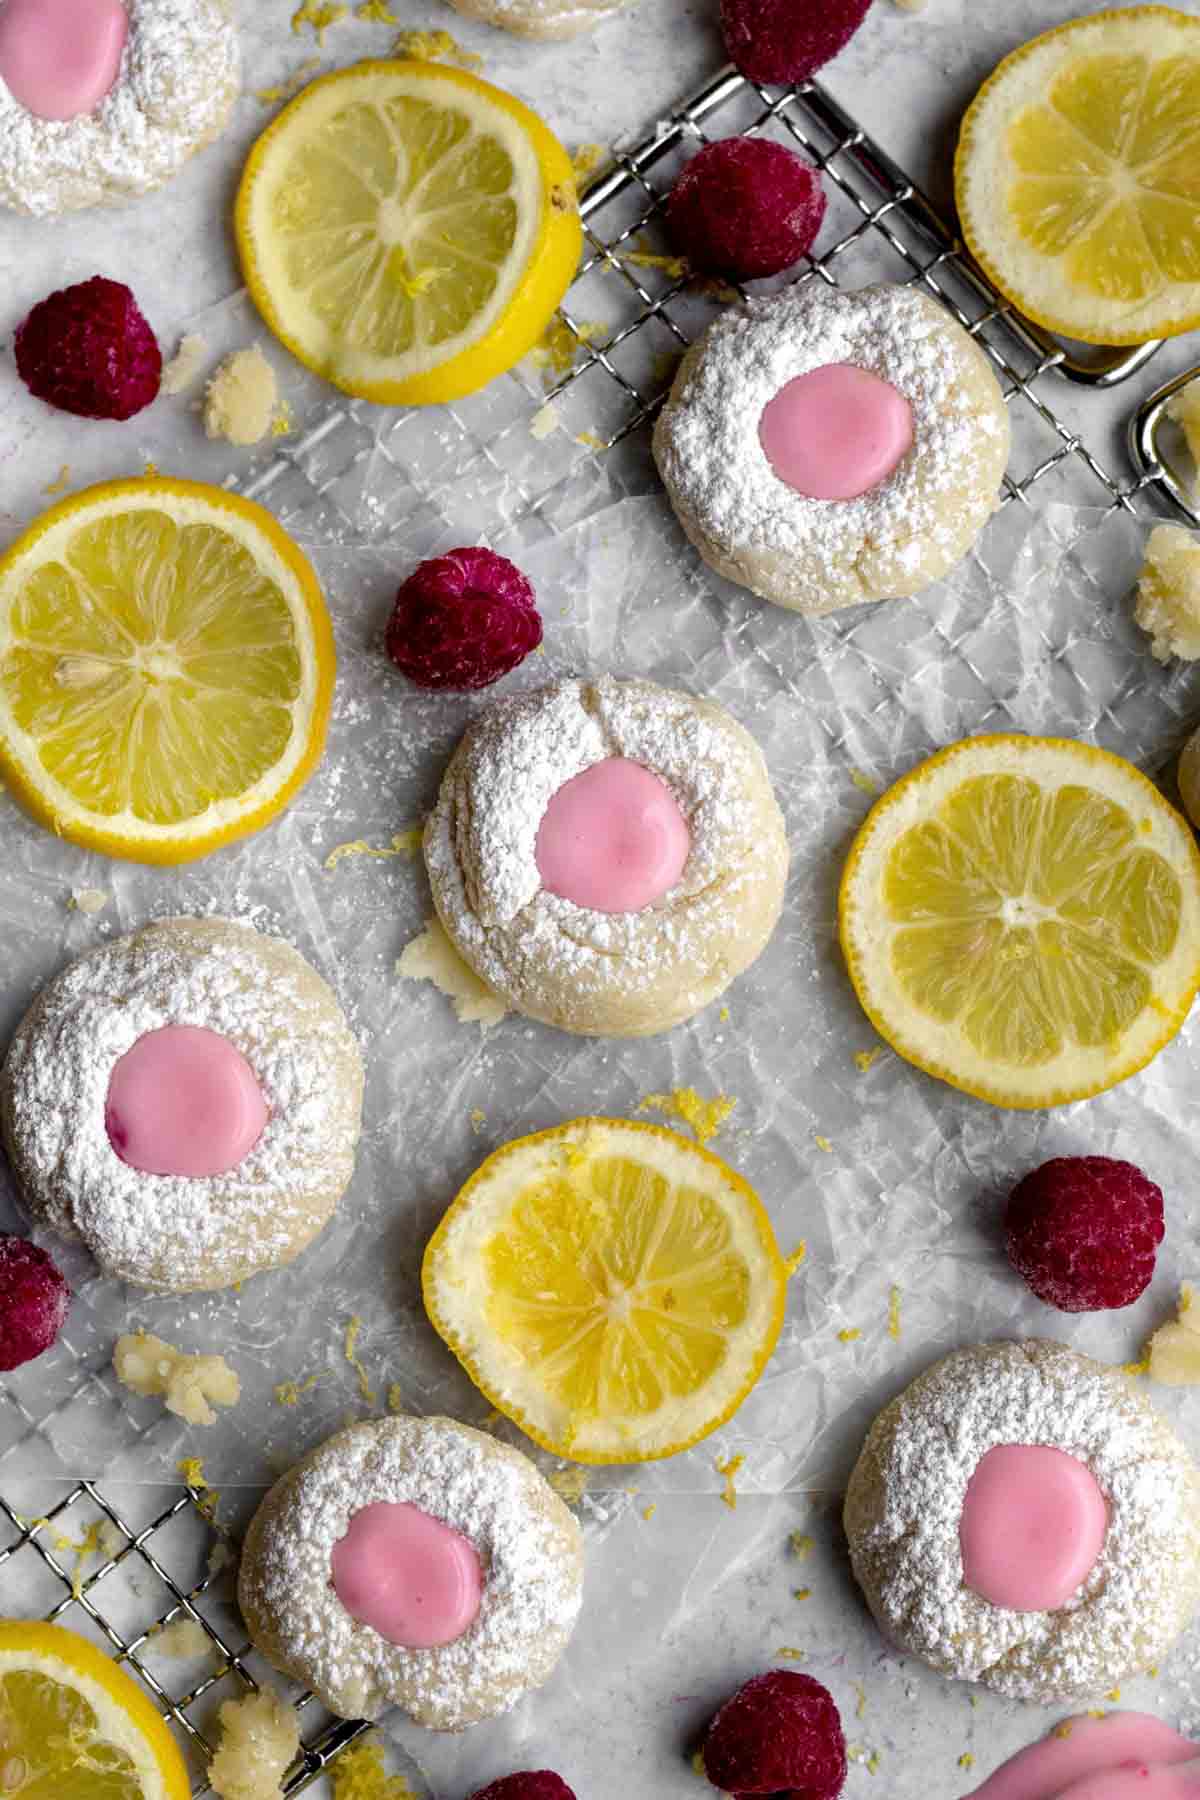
[
  {"x1": 423, "y1": 1118, "x2": 787, "y2": 1465},
  {"x1": 840, "y1": 735, "x2": 1200, "y2": 1109},
  {"x1": 0, "y1": 478, "x2": 334, "y2": 866},
  {"x1": 0, "y1": 1620, "x2": 190, "y2": 1800},
  {"x1": 235, "y1": 60, "x2": 582, "y2": 406},
  {"x1": 956, "y1": 6, "x2": 1200, "y2": 345}
]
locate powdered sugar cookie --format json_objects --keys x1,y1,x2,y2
[
  {"x1": 1, "y1": 917, "x2": 364, "y2": 1294},
  {"x1": 238, "y1": 1415, "x2": 584, "y2": 1727},
  {"x1": 844, "y1": 1340, "x2": 1200, "y2": 1701},
  {"x1": 424, "y1": 675, "x2": 789, "y2": 1036},
  {"x1": 653, "y1": 283, "x2": 1010, "y2": 616},
  {"x1": 446, "y1": 0, "x2": 627, "y2": 40},
  {"x1": 0, "y1": 0, "x2": 240, "y2": 217}
]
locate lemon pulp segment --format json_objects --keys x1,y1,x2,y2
[
  {"x1": 956, "y1": 7, "x2": 1200, "y2": 343},
  {"x1": 236, "y1": 61, "x2": 582, "y2": 404},
  {"x1": 423, "y1": 1120, "x2": 786, "y2": 1463},
  {"x1": 839, "y1": 736, "x2": 1200, "y2": 1107}
]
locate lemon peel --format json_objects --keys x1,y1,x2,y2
[
  {"x1": 391, "y1": 27, "x2": 481, "y2": 66},
  {"x1": 716, "y1": 1453, "x2": 744, "y2": 1510},
  {"x1": 325, "y1": 828, "x2": 422, "y2": 870},
  {"x1": 343, "y1": 1316, "x2": 376, "y2": 1405},
  {"x1": 291, "y1": 1, "x2": 346, "y2": 43},
  {"x1": 888, "y1": 1286, "x2": 902, "y2": 1341},
  {"x1": 43, "y1": 465, "x2": 71, "y2": 496},
  {"x1": 637, "y1": 1087, "x2": 736, "y2": 1146}
]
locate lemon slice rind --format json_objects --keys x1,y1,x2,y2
[
  {"x1": 956, "y1": 6, "x2": 1200, "y2": 345},
  {"x1": 839, "y1": 735, "x2": 1200, "y2": 1109},
  {"x1": 423, "y1": 1118, "x2": 787, "y2": 1466}
]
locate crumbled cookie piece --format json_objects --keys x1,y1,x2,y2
[
  {"x1": 203, "y1": 346, "x2": 280, "y2": 447},
  {"x1": 113, "y1": 1331, "x2": 241, "y2": 1426},
  {"x1": 1135, "y1": 523, "x2": 1200, "y2": 662},
  {"x1": 209, "y1": 1688, "x2": 300, "y2": 1800}
]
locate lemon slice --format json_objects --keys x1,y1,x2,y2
[
  {"x1": 423, "y1": 1118, "x2": 787, "y2": 1464},
  {"x1": 839, "y1": 735, "x2": 1200, "y2": 1108},
  {"x1": 0, "y1": 1621, "x2": 190, "y2": 1800},
  {"x1": 956, "y1": 6, "x2": 1200, "y2": 344},
  {"x1": 236, "y1": 60, "x2": 582, "y2": 405},
  {"x1": 0, "y1": 478, "x2": 334, "y2": 865}
]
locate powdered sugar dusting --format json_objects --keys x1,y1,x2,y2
[
  {"x1": 239, "y1": 1415, "x2": 584, "y2": 1728},
  {"x1": 1, "y1": 918, "x2": 363, "y2": 1293},
  {"x1": 0, "y1": 0, "x2": 240, "y2": 216},
  {"x1": 424, "y1": 675, "x2": 789, "y2": 1030},
  {"x1": 653, "y1": 282, "x2": 1009, "y2": 613},
  {"x1": 846, "y1": 1341, "x2": 1200, "y2": 1701}
]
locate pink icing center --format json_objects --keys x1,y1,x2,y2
[
  {"x1": 965, "y1": 1713, "x2": 1200, "y2": 1800},
  {"x1": 959, "y1": 1443, "x2": 1107, "y2": 1613},
  {"x1": 534, "y1": 757, "x2": 691, "y2": 914},
  {"x1": 105, "y1": 1026, "x2": 269, "y2": 1180},
  {"x1": 0, "y1": 0, "x2": 127, "y2": 122},
  {"x1": 331, "y1": 1501, "x2": 484, "y2": 1649},
  {"x1": 758, "y1": 362, "x2": 914, "y2": 501}
]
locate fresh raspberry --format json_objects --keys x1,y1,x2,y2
[
  {"x1": 1006, "y1": 1157, "x2": 1164, "y2": 1313},
  {"x1": 702, "y1": 1670, "x2": 846, "y2": 1799},
  {"x1": 385, "y1": 546, "x2": 543, "y2": 691},
  {"x1": 0, "y1": 1235, "x2": 71, "y2": 1372},
  {"x1": 15, "y1": 276, "x2": 162, "y2": 422},
  {"x1": 721, "y1": 0, "x2": 874, "y2": 85},
  {"x1": 468, "y1": 1776, "x2": 576, "y2": 1800},
  {"x1": 668, "y1": 138, "x2": 827, "y2": 280}
]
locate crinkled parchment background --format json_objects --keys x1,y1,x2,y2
[{"x1": 4, "y1": 290, "x2": 1200, "y2": 1796}]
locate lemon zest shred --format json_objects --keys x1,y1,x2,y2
[
  {"x1": 529, "y1": 317, "x2": 606, "y2": 380},
  {"x1": 391, "y1": 27, "x2": 482, "y2": 66},
  {"x1": 142, "y1": 461, "x2": 160, "y2": 479},
  {"x1": 784, "y1": 1241, "x2": 807, "y2": 1278},
  {"x1": 888, "y1": 1286, "x2": 901, "y2": 1341},
  {"x1": 549, "y1": 1465, "x2": 589, "y2": 1504},
  {"x1": 571, "y1": 142, "x2": 606, "y2": 183},
  {"x1": 331, "y1": 1736, "x2": 417, "y2": 1799},
  {"x1": 1053, "y1": 1722, "x2": 1075, "y2": 1739},
  {"x1": 642, "y1": 1503, "x2": 658, "y2": 1522},
  {"x1": 959, "y1": 1753, "x2": 975, "y2": 1771},
  {"x1": 854, "y1": 1682, "x2": 867, "y2": 1719},
  {"x1": 1106, "y1": 1688, "x2": 1121, "y2": 1701},
  {"x1": 356, "y1": 0, "x2": 397, "y2": 19},
  {"x1": 838, "y1": 1328, "x2": 862, "y2": 1343},
  {"x1": 791, "y1": 1532, "x2": 814, "y2": 1559},
  {"x1": 854, "y1": 1047, "x2": 883, "y2": 1073},
  {"x1": 176, "y1": 1458, "x2": 221, "y2": 1525},
  {"x1": 776, "y1": 1646, "x2": 804, "y2": 1661},
  {"x1": 255, "y1": 58, "x2": 322, "y2": 103},
  {"x1": 618, "y1": 234, "x2": 688, "y2": 278},
  {"x1": 292, "y1": 0, "x2": 347, "y2": 43},
  {"x1": 637, "y1": 1087, "x2": 736, "y2": 1146},
  {"x1": 794, "y1": 1586, "x2": 812, "y2": 1601},
  {"x1": 469, "y1": 1108, "x2": 486, "y2": 1134},
  {"x1": 344, "y1": 1315, "x2": 376, "y2": 1404},
  {"x1": 326, "y1": 827, "x2": 423, "y2": 870},
  {"x1": 716, "y1": 1453, "x2": 744, "y2": 1510},
  {"x1": 44, "y1": 465, "x2": 71, "y2": 495},
  {"x1": 814, "y1": 1135, "x2": 833, "y2": 1153},
  {"x1": 576, "y1": 431, "x2": 606, "y2": 449},
  {"x1": 274, "y1": 1373, "x2": 320, "y2": 1406}
]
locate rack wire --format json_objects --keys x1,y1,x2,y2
[{"x1": 0, "y1": 61, "x2": 1184, "y2": 1798}]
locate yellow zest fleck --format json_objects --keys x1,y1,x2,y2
[
  {"x1": 718, "y1": 1004, "x2": 731, "y2": 1022},
  {"x1": 356, "y1": 0, "x2": 397, "y2": 18},
  {"x1": 177, "y1": 1458, "x2": 221, "y2": 1524},
  {"x1": 1106, "y1": 1688, "x2": 1121, "y2": 1702},
  {"x1": 292, "y1": 0, "x2": 347, "y2": 43},
  {"x1": 392, "y1": 258, "x2": 444, "y2": 298},
  {"x1": 549, "y1": 1465, "x2": 589, "y2": 1504},
  {"x1": 571, "y1": 142, "x2": 606, "y2": 183},
  {"x1": 391, "y1": 26, "x2": 481, "y2": 66},
  {"x1": 44, "y1": 1520, "x2": 107, "y2": 1599},
  {"x1": 344, "y1": 1315, "x2": 377, "y2": 1404},
  {"x1": 274, "y1": 1373, "x2": 319, "y2": 1406},
  {"x1": 794, "y1": 1587, "x2": 811, "y2": 1601},
  {"x1": 44, "y1": 464, "x2": 71, "y2": 495},
  {"x1": 867, "y1": 1753, "x2": 881, "y2": 1775},
  {"x1": 1053, "y1": 1722, "x2": 1074, "y2": 1739},
  {"x1": 325, "y1": 827, "x2": 423, "y2": 870},
  {"x1": 1123, "y1": 1353, "x2": 1151, "y2": 1376},
  {"x1": 838, "y1": 1328, "x2": 861, "y2": 1343},
  {"x1": 784, "y1": 1241, "x2": 807, "y2": 1278},
  {"x1": 642, "y1": 1503, "x2": 657, "y2": 1522},
  {"x1": 469, "y1": 1108, "x2": 486, "y2": 1134},
  {"x1": 255, "y1": 58, "x2": 321, "y2": 103},
  {"x1": 1149, "y1": 1665, "x2": 1159, "y2": 1677},
  {"x1": 271, "y1": 403, "x2": 293, "y2": 438},
  {"x1": 618, "y1": 235, "x2": 689, "y2": 279},
  {"x1": 791, "y1": 1532, "x2": 814, "y2": 1559},
  {"x1": 331, "y1": 1735, "x2": 417, "y2": 1799},
  {"x1": 698, "y1": 276, "x2": 742, "y2": 304},
  {"x1": 888, "y1": 1286, "x2": 901, "y2": 1341},
  {"x1": 386, "y1": 1383, "x2": 404, "y2": 1414},
  {"x1": 854, "y1": 1682, "x2": 867, "y2": 1719},
  {"x1": 850, "y1": 768, "x2": 881, "y2": 795},
  {"x1": 854, "y1": 1047, "x2": 883, "y2": 1073},
  {"x1": 529, "y1": 317, "x2": 606, "y2": 381},
  {"x1": 1087, "y1": 1709, "x2": 1107, "y2": 1719},
  {"x1": 691, "y1": 1751, "x2": 707, "y2": 1779},
  {"x1": 814, "y1": 1135, "x2": 833, "y2": 1153},
  {"x1": 776, "y1": 1647, "x2": 804, "y2": 1661},
  {"x1": 142, "y1": 461, "x2": 159, "y2": 479},
  {"x1": 576, "y1": 431, "x2": 605, "y2": 449},
  {"x1": 637, "y1": 1087, "x2": 736, "y2": 1146},
  {"x1": 959, "y1": 1753, "x2": 975, "y2": 1771},
  {"x1": 482, "y1": 1409, "x2": 503, "y2": 1429},
  {"x1": 716, "y1": 1453, "x2": 744, "y2": 1510}
]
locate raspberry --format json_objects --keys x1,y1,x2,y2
[
  {"x1": 702, "y1": 1670, "x2": 847, "y2": 1799},
  {"x1": 1006, "y1": 1157, "x2": 1164, "y2": 1313},
  {"x1": 0, "y1": 1235, "x2": 71, "y2": 1372},
  {"x1": 721, "y1": 0, "x2": 874, "y2": 85},
  {"x1": 15, "y1": 276, "x2": 162, "y2": 422},
  {"x1": 667, "y1": 139, "x2": 827, "y2": 280},
  {"x1": 468, "y1": 1777, "x2": 576, "y2": 1800},
  {"x1": 385, "y1": 547, "x2": 543, "y2": 691}
]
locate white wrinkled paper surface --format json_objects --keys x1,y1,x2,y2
[{"x1": 4, "y1": 289, "x2": 1200, "y2": 1796}]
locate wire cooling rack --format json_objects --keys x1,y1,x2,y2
[{"x1": 0, "y1": 60, "x2": 1185, "y2": 1799}]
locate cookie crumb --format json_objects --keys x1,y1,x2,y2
[
  {"x1": 209, "y1": 1687, "x2": 300, "y2": 1800},
  {"x1": 1146, "y1": 1282, "x2": 1200, "y2": 1385},
  {"x1": 1135, "y1": 524, "x2": 1200, "y2": 662},
  {"x1": 204, "y1": 347, "x2": 281, "y2": 448},
  {"x1": 114, "y1": 1332, "x2": 240, "y2": 1426},
  {"x1": 397, "y1": 917, "x2": 508, "y2": 1028},
  {"x1": 69, "y1": 887, "x2": 109, "y2": 915},
  {"x1": 161, "y1": 333, "x2": 209, "y2": 395}
]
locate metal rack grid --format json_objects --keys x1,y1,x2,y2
[{"x1": 0, "y1": 60, "x2": 1185, "y2": 1799}]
